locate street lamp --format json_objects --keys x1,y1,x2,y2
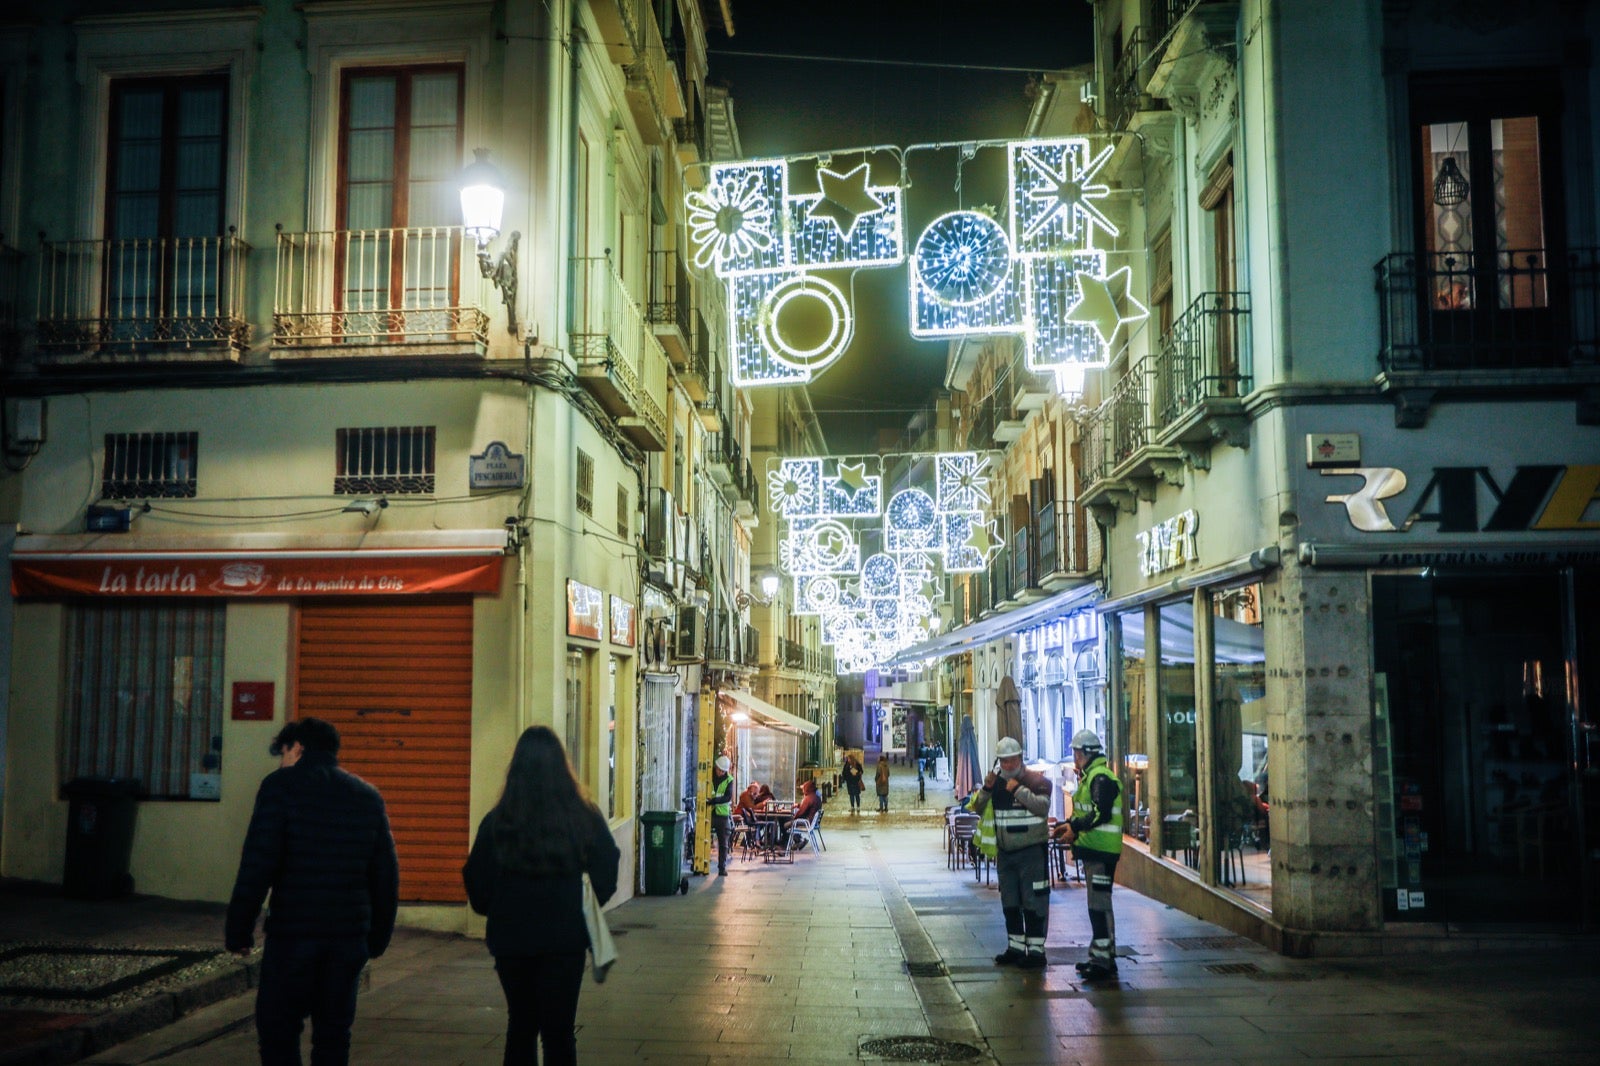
[
  {"x1": 759, "y1": 568, "x2": 781, "y2": 601},
  {"x1": 459, "y1": 148, "x2": 520, "y2": 337}
]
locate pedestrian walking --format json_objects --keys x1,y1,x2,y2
[
  {"x1": 1052, "y1": 730, "x2": 1124, "y2": 981},
  {"x1": 708, "y1": 754, "x2": 734, "y2": 875},
  {"x1": 968, "y1": 736, "x2": 1052, "y2": 968},
  {"x1": 841, "y1": 755, "x2": 864, "y2": 813},
  {"x1": 874, "y1": 757, "x2": 891, "y2": 812},
  {"x1": 225, "y1": 718, "x2": 399, "y2": 1066},
  {"x1": 464, "y1": 726, "x2": 621, "y2": 1066}
]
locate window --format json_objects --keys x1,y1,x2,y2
[
  {"x1": 576, "y1": 448, "x2": 594, "y2": 515},
  {"x1": 335, "y1": 425, "x2": 435, "y2": 494},
  {"x1": 104, "y1": 76, "x2": 230, "y2": 341},
  {"x1": 616, "y1": 484, "x2": 630, "y2": 539},
  {"x1": 672, "y1": 430, "x2": 684, "y2": 501},
  {"x1": 103, "y1": 431, "x2": 198, "y2": 499},
  {"x1": 337, "y1": 66, "x2": 464, "y2": 329},
  {"x1": 64, "y1": 602, "x2": 225, "y2": 799},
  {"x1": 1149, "y1": 228, "x2": 1174, "y2": 339},
  {"x1": 1199, "y1": 155, "x2": 1236, "y2": 384}
]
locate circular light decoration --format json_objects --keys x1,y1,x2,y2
[
  {"x1": 860, "y1": 553, "x2": 900, "y2": 598},
  {"x1": 757, "y1": 274, "x2": 853, "y2": 373},
  {"x1": 885, "y1": 488, "x2": 941, "y2": 554},
  {"x1": 914, "y1": 211, "x2": 1013, "y2": 307},
  {"x1": 802, "y1": 575, "x2": 840, "y2": 612}
]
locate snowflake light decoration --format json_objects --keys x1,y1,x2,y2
[
  {"x1": 910, "y1": 211, "x2": 1020, "y2": 339},
  {"x1": 686, "y1": 161, "x2": 787, "y2": 276},
  {"x1": 1009, "y1": 138, "x2": 1118, "y2": 253},
  {"x1": 767, "y1": 458, "x2": 822, "y2": 518},
  {"x1": 935, "y1": 452, "x2": 993, "y2": 512}
]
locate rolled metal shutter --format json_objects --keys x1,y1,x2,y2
[{"x1": 294, "y1": 598, "x2": 473, "y2": 902}]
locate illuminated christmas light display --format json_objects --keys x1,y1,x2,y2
[
  {"x1": 685, "y1": 136, "x2": 1144, "y2": 392},
  {"x1": 769, "y1": 451, "x2": 1004, "y2": 672}
]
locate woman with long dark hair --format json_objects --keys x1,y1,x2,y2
[{"x1": 464, "y1": 726, "x2": 620, "y2": 1066}]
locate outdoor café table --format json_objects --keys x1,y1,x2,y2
[{"x1": 757, "y1": 803, "x2": 795, "y2": 860}]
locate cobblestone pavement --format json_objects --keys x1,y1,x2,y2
[{"x1": 73, "y1": 788, "x2": 1600, "y2": 1066}]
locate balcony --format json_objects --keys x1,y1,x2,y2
[
  {"x1": 1377, "y1": 249, "x2": 1599, "y2": 379},
  {"x1": 1078, "y1": 356, "x2": 1182, "y2": 521},
  {"x1": 1150, "y1": 291, "x2": 1252, "y2": 447},
  {"x1": 681, "y1": 308, "x2": 712, "y2": 402},
  {"x1": 1107, "y1": 26, "x2": 1169, "y2": 132},
  {"x1": 1146, "y1": 0, "x2": 1241, "y2": 111},
  {"x1": 36, "y1": 233, "x2": 250, "y2": 361},
  {"x1": 985, "y1": 543, "x2": 1014, "y2": 613},
  {"x1": 779, "y1": 636, "x2": 807, "y2": 670},
  {"x1": 0, "y1": 239, "x2": 21, "y2": 366},
  {"x1": 646, "y1": 250, "x2": 691, "y2": 365},
  {"x1": 570, "y1": 255, "x2": 670, "y2": 451},
  {"x1": 272, "y1": 226, "x2": 487, "y2": 357},
  {"x1": 1035, "y1": 498, "x2": 1096, "y2": 588},
  {"x1": 1009, "y1": 520, "x2": 1034, "y2": 597},
  {"x1": 707, "y1": 608, "x2": 736, "y2": 666},
  {"x1": 741, "y1": 624, "x2": 761, "y2": 668},
  {"x1": 620, "y1": 0, "x2": 681, "y2": 143}
]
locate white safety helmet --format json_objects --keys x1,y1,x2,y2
[
  {"x1": 995, "y1": 736, "x2": 1024, "y2": 759},
  {"x1": 1071, "y1": 729, "x2": 1104, "y2": 753},
  {"x1": 715, "y1": 755, "x2": 731, "y2": 772}
]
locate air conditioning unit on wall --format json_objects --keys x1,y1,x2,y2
[
  {"x1": 643, "y1": 618, "x2": 674, "y2": 671},
  {"x1": 672, "y1": 606, "x2": 705, "y2": 663}
]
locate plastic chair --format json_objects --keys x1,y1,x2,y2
[
  {"x1": 780, "y1": 817, "x2": 814, "y2": 859},
  {"x1": 949, "y1": 814, "x2": 978, "y2": 870},
  {"x1": 809, "y1": 806, "x2": 826, "y2": 852}
]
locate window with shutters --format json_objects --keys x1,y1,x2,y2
[
  {"x1": 616, "y1": 484, "x2": 630, "y2": 539},
  {"x1": 103, "y1": 431, "x2": 198, "y2": 498},
  {"x1": 63, "y1": 602, "x2": 225, "y2": 799},
  {"x1": 335, "y1": 425, "x2": 435, "y2": 494},
  {"x1": 576, "y1": 449, "x2": 594, "y2": 516}
]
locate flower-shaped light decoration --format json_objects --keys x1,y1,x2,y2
[
  {"x1": 767, "y1": 458, "x2": 821, "y2": 518},
  {"x1": 936, "y1": 452, "x2": 992, "y2": 512},
  {"x1": 687, "y1": 167, "x2": 777, "y2": 274}
]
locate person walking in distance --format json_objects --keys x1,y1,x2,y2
[
  {"x1": 841, "y1": 755, "x2": 864, "y2": 814},
  {"x1": 968, "y1": 736, "x2": 1053, "y2": 969},
  {"x1": 874, "y1": 756, "x2": 891, "y2": 813},
  {"x1": 1052, "y1": 730, "x2": 1124, "y2": 981},
  {"x1": 464, "y1": 726, "x2": 621, "y2": 1066},
  {"x1": 225, "y1": 718, "x2": 399, "y2": 1066},
  {"x1": 708, "y1": 754, "x2": 734, "y2": 876}
]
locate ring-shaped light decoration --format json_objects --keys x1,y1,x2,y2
[
  {"x1": 860, "y1": 553, "x2": 900, "y2": 598},
  {"x1": 787, "y1": 518, "x2": 860, "y2": 576},
  {"x1": 758, "y1": 273, "x2": 854, "y2": 373},
  {"x1": 800, "y1": 575, "x2": 841, "y2": 614}
]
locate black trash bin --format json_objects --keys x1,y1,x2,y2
[
  {"x1": 639, "y1": 810, "x2": 686, "y2": 896},
  {"x1": 63, "y1": 777, "x2": 141, "y2": 899}
]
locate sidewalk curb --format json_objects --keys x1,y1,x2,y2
[{"x1": 0, "y1": 959, "x2": 259, "y2": 1066}]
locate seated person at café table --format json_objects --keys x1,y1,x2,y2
[{"x1": 784, "y1": 781, "x2": 823, "y2": 850}]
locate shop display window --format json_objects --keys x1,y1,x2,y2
[
  {"x1": 1157, "y1": 601, "x2": 1200, "y2": 870},
  {"x1": 1211, "y1": 583, "x2": 1270, "y2": 908}
]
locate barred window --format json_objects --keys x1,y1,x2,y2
[
  {"x1": 616, "y1": 484, "x2": 630, "y2": 539},
  {"x1": 103, "y1": 432, "x2": 198, "y2": 499},
  {"x1": 335, "y1": 426, "x2": 435, "y2": 494},
  {"x1": 64, "y1": 602, "x2": 226, "y2": 800},
  {"x1": 576, "y1": 449, "x2": 593, "y2": 516}
]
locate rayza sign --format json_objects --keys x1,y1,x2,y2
[{"x1": 1322, "y1": 464, "x2": 1600, "y2": 533}]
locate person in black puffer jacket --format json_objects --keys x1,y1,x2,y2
[
  {"x1": 225, "y1": 718, "x2": 399, "y2": 1066},
  {"x1": 464, "y1": 726, "x2": 620, "y2": 1066}
]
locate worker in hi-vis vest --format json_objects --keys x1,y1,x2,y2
[
  {"x1": 1053, "y1": 730, "x2": 1124, "y2": 981},
  {"x1": 708, "y1": 755, "x2": 734, "y2": 876},
  {"x1": 968, "y1": 736, "x2": 1053, "y2": 968}
]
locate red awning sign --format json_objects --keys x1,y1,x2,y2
[{"x1": 11, "y1": 551, "x2": 504, "y2": 598}]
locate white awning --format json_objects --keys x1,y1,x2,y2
[{"x1": 720, "y1": 689, "x2": 819, "y2": 735}]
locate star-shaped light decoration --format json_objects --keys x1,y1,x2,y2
[
  {"x1": 808, "y1": 163, "x2": 886, "y2": 240},
  {"x1": 965, "y1": 519, "x2": 1000, "y2": 559},
  {"x1": 837, "y1": 461, "x2": 869, "y2": 493},
  {"x1": 1066, "y1": 265, "x2": 1148, "y2": 347}
]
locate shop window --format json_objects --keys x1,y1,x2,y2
[
  {"x1": 334, "y1": 425, "x2": 435, "y2": 494},
  {"x1": 103, "y1": 431, "x2": 198, "y2": 499},
  {"x1": 1156, "y1": 601, "x2": 1200, "y2": 868},
  {"x1": 565, "y1": 648, "x2": 590, "y2": 791},
  {"x1": 63, "y1": 602, "x2": 225, "y2": 799},
  {"x1": 1210, "y1": 582, "x2": 1269, "y2": 905}
]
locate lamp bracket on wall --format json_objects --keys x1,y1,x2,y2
[{"x1": 478, "y1": 230, "x2": 521, "y2": 338}]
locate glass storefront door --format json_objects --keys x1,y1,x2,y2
[{"x1": 1373, "y1": 572, "x2": 1579, "y2": 924}]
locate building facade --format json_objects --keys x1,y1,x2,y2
[{"x1": 0, "y1": 0, "x2": 753, "y2": 926}]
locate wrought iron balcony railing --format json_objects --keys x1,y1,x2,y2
[
  {"x1": 570, "y1": 255, "x2": 670, "y2": 449},
  {"x1": 645, "y1": 249, "x2": 691, "y2": 332},
  {"x1": 38, "y1": 233, "x2": 250, "y2": 353},
  {"x1": 1108, "y1": 26, "x2": 1156, "y2": 130},
  {"x1": 1150, "y1": 291, "x2": 1251, "y2": 432},
  {"x1": 1079, "y1": 357, "x2": 1152, "y2": 486},
  {"x1": 1377, "y1": 249, "x2": 1598, "y2": 372},
  {"x1": 273, "y1": 226, "x2": 486, "y2": 350}
]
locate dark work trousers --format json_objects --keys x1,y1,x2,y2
[
  {"x1": 1082, "y1": 855, "x2": 1119, "y2": 965},
  {"x1": 495, "y1": 950, "x2": 586, "y2": 1066},
  {"x1": 712, "y1": 813, "x2": 731, "y2": 872},
  {"x1": 255, "y1": 936, "x2": 369, "y2": 1066}
]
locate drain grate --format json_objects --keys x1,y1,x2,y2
[
  {"x1": 1203, "y1": 962, "x2": 1261, "y2": 975},
  {"x1": 902, "y1": 960, "x2": 947, "y2": 978},
  {"x1": 861, "y1": 1036, "x2": 983, "y2": 1062},
  {"x1": 1247, "y1": 970, "x2": 1316, "y2": 982},
  {"x1": 1169, "y1": 936, "x2": 1254, "y2": 951},
  {"x1": 713, "y1": 972, "x2": 772, "y2": 983}
]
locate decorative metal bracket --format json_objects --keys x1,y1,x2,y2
[
  {"x1": 1391, "y1": 387, "x2": 1436, "y2": 429},
  {"x1": 477, "y1": 230, "x2": 520, "y2": 338}
]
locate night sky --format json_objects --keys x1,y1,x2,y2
[{"x1": 706, "y1": 2, "x2": 1095, "y2": 452}]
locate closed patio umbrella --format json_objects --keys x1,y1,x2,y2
[
  {"x1": 995, "y1": 675, "x2": 1024, "y2": 745},
  {"x1": 955, "y1": 714, "x2": 979, "y2": 798}
]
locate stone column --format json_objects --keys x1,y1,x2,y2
[{"x1": 1264, "y1": 559, "x2": 1380, "y2": 935}]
